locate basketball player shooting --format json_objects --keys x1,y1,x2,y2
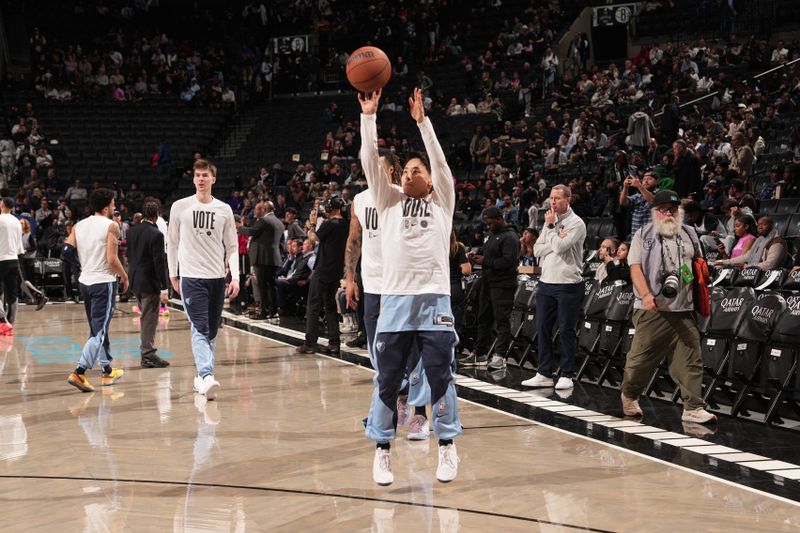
[{"x1": 360, "y1": 88, "x2": 461, "y2": 485}]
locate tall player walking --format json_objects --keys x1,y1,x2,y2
[
  {"x1": 168, "y1": 159, "x2": 239, "y2": 400},
  {"x1": 361, "y1": 88, "x2": 461, "y2": 485}
]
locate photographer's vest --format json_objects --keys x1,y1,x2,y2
[{"x1": 635, "y1": 222, "x2": 702, "y2": 301}]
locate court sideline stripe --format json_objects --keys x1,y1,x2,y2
[
  {"x1": 216, "y1": 309, "x2": 800, "y2": 509},
  {"x1": 0, "y1": 474, "x2": 617, "y2": 532}
]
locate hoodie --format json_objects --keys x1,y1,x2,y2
[
  {"x1": 627, "y1": 111, "x2": 655, "y2": 148},
  {"x1": 481, "y1": 225, "x2": 520, "y2": 286}
]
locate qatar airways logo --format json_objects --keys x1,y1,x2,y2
[
  {"x1": 596, "y1": 285, "x2": 614, "y2": 299},
  {"x1": 616, "y1": 291, "x2": 634, "y2": 304},
  {"x1": 750, "y1": 305, "x2": 775, "y2": 323},
  {"x1": 787, "y1": 296, "x2": 800, "y2": 314},
  {"x1": 721, "y1": 297, "x2": 745, "y2": 312}
]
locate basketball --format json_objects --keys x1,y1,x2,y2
[{"x1": 346, "y1": 46, "x2": 391, "y2": 93}]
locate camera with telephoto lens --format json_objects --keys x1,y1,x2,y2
[{"x1": 661, "y1": 272, "x2": 680, "y2": 298}]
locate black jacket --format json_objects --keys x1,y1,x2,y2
[
  {"x1": 239, "y1": 213, "x2": 284, "y2": 266},
  {"x1": 291, "y1": 252, "x2": 315, "y2": 281},
  {"x1": 127, "y1": 220, "x2": 167, "y2": 294},
  {"x1": 481, "y1": 225, "x2": 520, "y2": 286}
]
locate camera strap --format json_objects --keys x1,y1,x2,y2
[{"x1": 658, "y1": 232, "x2": 693, "y2": 283}]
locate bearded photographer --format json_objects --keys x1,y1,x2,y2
[{"x1": 620, "y1": 190, "x2": 717, "y2": 425}]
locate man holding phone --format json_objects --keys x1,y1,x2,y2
[{"x1": 619, "y1": 171, "x2": 658, "y2": 238}]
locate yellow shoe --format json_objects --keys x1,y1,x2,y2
[
  {"x1": 101, "y1": 368, "x2": 124, "y2": 386},
  {"x1": 68, "y1": 372, "x2": 95, "y2": 392}
]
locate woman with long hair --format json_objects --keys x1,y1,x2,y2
[
  {"x1": 606, "y1": 241, "x2": 631, "y2": 284},
  {"x1": 716, "y1": 214, "x2": 756, "y2": 260},
  {"x1": 519, "y1": 227, "x2": 538, "y2": 267}
]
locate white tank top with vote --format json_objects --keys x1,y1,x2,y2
[{"x1": 75, "y1": 215, "x2": 116, "y2": 285}]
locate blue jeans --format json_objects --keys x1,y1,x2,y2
[
  {"x1": 535, "y1": 281, "x2": 584, "y2": 378},
  {"x1": 181, "y1": 277, "x2": 226, "y2": 377}
]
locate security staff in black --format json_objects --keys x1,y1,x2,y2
[
  {"x1": 460, "y1": 206, "x2": 520, "y2": 369},
  {"x1": 296, "y1": 197, "x2": 349, "y2": 355}
]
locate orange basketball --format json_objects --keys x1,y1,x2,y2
[{"x1": 346, "y1": 46, "x2": 392, "y2": 93}]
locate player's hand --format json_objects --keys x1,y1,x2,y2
[
  {"x1": 358, "y1": 88, "x2": 381, "y2": 115},
  {"x1": 120, "y1": 276, "x2": 129, "y2": 294},
  {"x1": 227, "y1": 280, "x2": 240, "y2": 300},
  {"x1": 544, "y1": 208, "x2": 555, "y2": 226},
  {"x1": 170, "y1": 276, "x2": 181, "y2": 294},
  {"x1": 643, "y1": 293, "x2": 657, "y2": 312},
  {"x1": 345, "y1": 279, "x2": 360, "y2": 310},
  {"x1": 408, "y1": 87, "x2": 425, "y2": 124}
]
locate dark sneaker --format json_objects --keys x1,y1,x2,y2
[
  {"x1": 141, "y1": 355, "x2": 170, "y2": 368},
  {"x1": 320, "y1": 344, "x2": 340, "y2": 355},
  {"x1": 458, "y1": 352, "x2": 488, "y2": 367},
  {"x1": 346, "y1": 335, "x2": 367, "y2": 348},
  {"x1": 295, "y1": 344, "x2": 316, "y2": 354},
  {"x1": 35, "y1": 295, "x2": 48, "y2": 311}
]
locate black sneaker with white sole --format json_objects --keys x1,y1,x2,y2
[{"x1": 458, "y1": 352, "x2": 488, "y2": 367}]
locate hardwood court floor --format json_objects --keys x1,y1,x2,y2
[{"x1": 1, "y1": 304, "x2": 798, "y2": 532}]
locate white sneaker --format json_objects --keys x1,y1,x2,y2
[
  {"x1": 436, "y1": 443, "x2": 459, "y2": 482},
  {"x1": 555, "y1": 376, "x2": 574, "y2": 390},
  {"x1": 521, "y1": 373, "x2": 554, "y2": 388},
  {"x1": 373, "y1": 448, "x2": 393, "y2": 485},
  {"x1": 193, "y1": 375, "x2": 203, "y2": 393},
  {"x1": 201, "y1": 374, "x2": 220, "y2": 401},
  {"x1": 407, "y1": 414, "x2": 430, "y2": 440},
  {"x1": 681, "y1": 407, "x2": 717, "y2": 424}
]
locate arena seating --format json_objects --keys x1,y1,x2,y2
[{"x1": 460, "y1": 263, "x2": 800, "y2": 426}]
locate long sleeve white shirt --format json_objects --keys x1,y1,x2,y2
[
  {"x1": 167, "y1": 195, "x2": 239, "y2": 280},
  {"x1": 360, "y1": 114, "x2": 455, "y2": 295}
]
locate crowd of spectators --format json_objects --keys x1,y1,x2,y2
[{"x1": 5, "y1": 1, "x2": 800, "y2": 312}]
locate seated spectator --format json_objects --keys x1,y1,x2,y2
[
  {"x1": 715, "y1": 216, "x2": 787, "y2": 270},
  {"x1": 700, "y1": 180, "x2": 725, "y2": 213},
  {"x1": 605, "y1": 241, "x2": 631, "y2": 284},
  {"x1": 284, "y1": 207, "x2": 306, "y2": 242},
  {"x1": 276, "y1": 238, "x2": 316, "y2": 314},
  {"x1": 683, "y1": 201, "x2": 723, "y2": 236},
  {"x1": 716, "y1": 214, "x2": 757, "y2": 260},
  {"x1": 595, "y1": 237, "x2": 620, "y2": 282},
  {"x1": 518, "y1": 227, "x2": 538, "y2": 268}
]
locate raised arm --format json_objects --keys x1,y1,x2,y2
[
  {"x1": 359, "y1": 90, "x2": 393, "y2": 213},
  {"x1": 410, "y1": 87, "x2": 455, "y2": 215}
]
